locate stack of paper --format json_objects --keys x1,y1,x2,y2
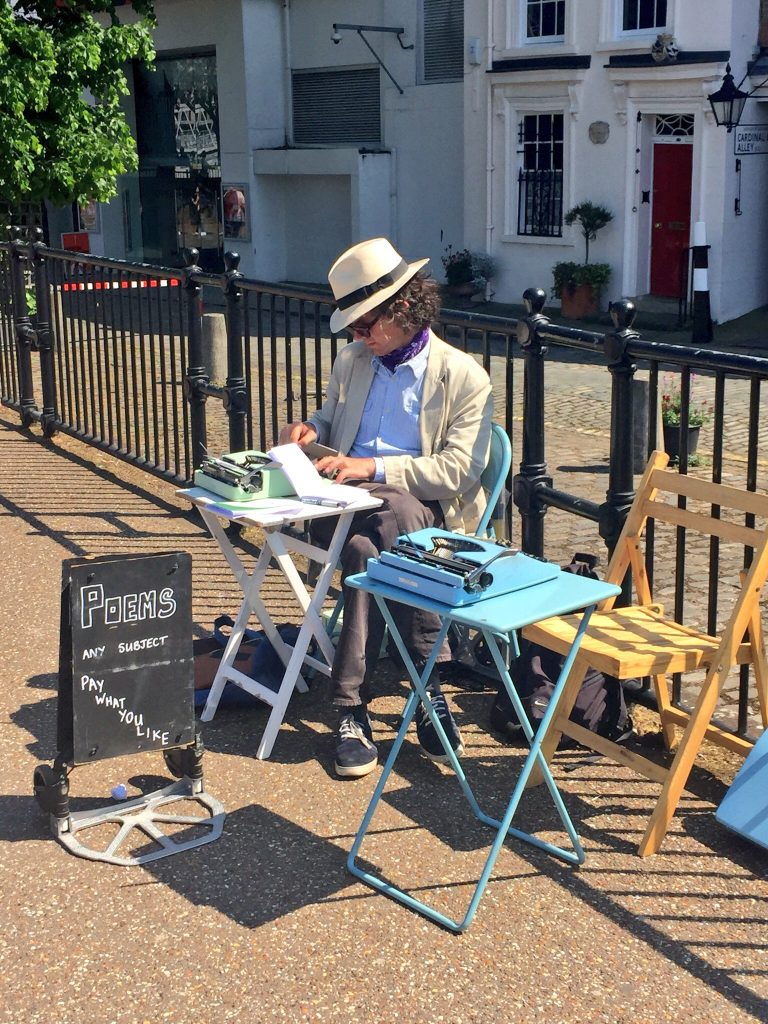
[
  {"x1": 267, "y1": 444, "x2": 371, "y2": 508},
  {"x1": 180, "y1": 487, "x2": 306, "y2": 520}
]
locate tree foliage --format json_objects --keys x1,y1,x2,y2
[{"x1": 0, "y1": 1, "x2": 156, "y2": 207}]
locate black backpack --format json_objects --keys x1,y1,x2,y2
[{"x1": 489, "y1": 553, "x2": 632, "y2": 748}]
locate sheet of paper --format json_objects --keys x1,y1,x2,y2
[
  {"x1": 267, "y1": 442, "x2": 326, "y2": 495},
  {"x1": 267, "y1": 444, "x2": 372, "y2": 508},
  {"x1": 180, "y1": 486, "x2": 306, "y2": 520}
]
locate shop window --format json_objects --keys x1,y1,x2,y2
[
  {"x1": 517, "y1": 113, "x2": 564, "y2": 237},
  {"x1": 292, "y1": 68, "x2": 381, "y2": 145},
  {"x1": 133, "y1": 50, "x2": 223, "y2": 271},
  {"x1": 422, "y1": 0, "x2": 464, "y2": 83}
]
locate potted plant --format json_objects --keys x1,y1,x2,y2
[
  {"x1": 661, "y1": 374, "x2": 712, "y2": 461},
  {"x1": 442, "y1": 246, "x2": 496, "y2": 300},
  {"x1": 552, "y1": 201, "x2": 613, "y2": 319}
]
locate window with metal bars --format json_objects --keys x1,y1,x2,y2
[
  {"x1": 292, "y1": 68, "x2": 381, "y2": 146},
  {"x1": 526, "y1": 0, "x2": 565, "y2": 40},
  {"x1": 517, "y1": 113, "x2": 563, "y2": 236},
  {"x1": 423, "y1": 0, "x2": 464, "y2": 83},
  {"x1": 622, "y1": 0, "x2": 667, "y2": 32}
]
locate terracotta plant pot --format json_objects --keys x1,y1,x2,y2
[
  {"x1": 663, "y1": 423, "x2": 701, "y2": 463},
  {"x1": 448, "y1": 281, "x2": 477, "y2": 297},
  {"x1": 559, "y1": 283, "x2": 599, "y2": 319}
]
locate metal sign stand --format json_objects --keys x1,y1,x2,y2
[
  {"x1": 34, "y1": 736, "x2": 225, "y2": 867},
  {"x1": 35, "y1": 552, "x2": 226, "y2": 865}
]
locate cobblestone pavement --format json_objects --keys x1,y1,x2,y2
[{"x1": 2, "y1": 402, "x2": 768, "y2": 1024}]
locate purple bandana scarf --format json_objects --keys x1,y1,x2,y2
[{"x1": 379, "y1": 327, "x2": 430, "y2": 373}]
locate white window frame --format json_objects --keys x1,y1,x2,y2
[
  {"x1": 597, "y1": 0, "x2": 677, "y2": 49},
  {"x1": 522, "y1": 0, "x2": 566, "y2": 45},
  {"x1": 516, "y1": 110, "x2": 565, "y2": 237},
  {"x1": 617, "y1": 0, "x2": 669, "y2": 38},
  {"x1": 497, "y1": 93, "x2": 575, "y2": 243}
]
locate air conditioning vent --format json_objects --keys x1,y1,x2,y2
[
  {"x1": 292, "y1": 68, "x2": 381, "y2": 146},
  {"x1": 423, "y1": 0, "x2": 464, "y2": 83}
]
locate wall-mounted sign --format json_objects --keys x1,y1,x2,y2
[
  {"x1": 78, "y1": 198, "x2": 101, "y2": 233},
  {"x1": 223, "y1": 183, "x2": 249, "y2": 241},
  {"x1": 588, "y1": 121, "x2": 610, "y2": 144},
  {"x1": 61, "y1": 232, "x2": 90, "y2": 253},
  {"x1": 734, "y1": 125, "x2": 768, "y2": 155}
]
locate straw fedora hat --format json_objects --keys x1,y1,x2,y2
[{"x1": 328, "y1": 238, "x2": 429, "y2": 333}]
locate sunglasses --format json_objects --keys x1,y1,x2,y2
[{"x1": 348, "y1": 312, "x2": 382, "y2": 337}]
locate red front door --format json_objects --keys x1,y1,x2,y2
[{"x1": 650, "y1": 143, "x2": 693, "y2": 297}]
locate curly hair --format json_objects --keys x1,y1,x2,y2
[{"x1": 375, "y1": 273, "x2": 441, "y2": 332}]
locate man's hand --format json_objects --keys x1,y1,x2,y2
[
  {"x1": 315, "y1": 455, "x2": 376, "y2": 484},
  {"x1": 278, "y1": 421, "x2": 317, "y2": 446}
]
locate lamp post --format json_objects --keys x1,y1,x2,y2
[{"x1": 707, "y1": 64, "x2": 752, "y2": 132}]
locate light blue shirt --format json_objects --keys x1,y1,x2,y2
[{"x1": 348, "y1": 340, "x2": 430, "y2": 482}]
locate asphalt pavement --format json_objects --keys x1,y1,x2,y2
[
  {"x1": 1, "y1": 385, "x2": 767, "y2": 1023},
  {"x1": 3, "y1": 278, "x2": 768, "y2": 1024}
]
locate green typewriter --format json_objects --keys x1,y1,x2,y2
[{"x1": 193, "y1": 450, "x2": 295, "y2": 502}]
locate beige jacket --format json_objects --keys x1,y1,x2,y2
[{"x1": 310, "y1": 331, "x2": 493, "y2": 533}]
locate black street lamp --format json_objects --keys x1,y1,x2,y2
[{"x1": 708, "y1": 64, "x2": 750, "y2": 132}]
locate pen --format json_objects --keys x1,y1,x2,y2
[{"x1": 302, "y1": 496, "x2": 349, "y2": 508}]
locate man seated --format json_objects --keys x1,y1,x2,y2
[{"x1": 279, "y1": 237, "x2": 493, "y2": 778}]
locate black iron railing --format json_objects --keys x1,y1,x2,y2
[
  {"x1": 517, "y1": 168, "x2": 563, "y2": 238},
  {"x1": 2, "y1": 233, "x2": 767, "y2": 740},
  {"x1": 515, "y1": 288, "x2": 768, "y2": 738}
]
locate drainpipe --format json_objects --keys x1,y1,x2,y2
[
  {"x1": 283, "y1": 0, "x2": 293, "y2": 145},
  {"x1": 389, "y1": 145, "x2": 398, "y2": 246},
  {"x1": 484, "y1": 0, "x2": 494, "y2": 295}
]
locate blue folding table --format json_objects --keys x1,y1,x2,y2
[{"x1": 344, "y1": 565, "x2": 621, "y2": 932}]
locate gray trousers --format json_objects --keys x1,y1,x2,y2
[{"x1": 311, "y1": 483, "x2": 450, "y2": 708}]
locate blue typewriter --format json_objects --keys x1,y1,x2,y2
[{"x1": 367, "y1": 528, "x2": 559, "y2": 606}]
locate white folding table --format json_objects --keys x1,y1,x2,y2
[{"x1": 180, "y1": 488, "x2": 382, "y2": 759}]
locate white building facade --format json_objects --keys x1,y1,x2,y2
[
  {"x1": 465, "y1": 0, "x2": 768, "y2": 324},
  {"x1": 46, "y1": 0, "x2": 768, "y2": 325}
]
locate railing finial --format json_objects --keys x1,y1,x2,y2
[
  {"x1": 523, "y1": 287, "x2": 547, "y2": 316},
  {"x1": 224, "y1": 251, "x2": 241, "y2": 273},
  {"x1": 609, "y1": 299, "x2": 637, "y2": 332}
]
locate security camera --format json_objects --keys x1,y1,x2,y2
[{"x1": 331, "y1": 30, "x2": 342, "y2": 44}]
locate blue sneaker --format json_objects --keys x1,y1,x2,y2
[
  {"x1": 415, "y1": 689, "x2": 464, "y2": 763},
  {"x1": 334, "y1": 712, "x2": 378, "y2": 778}
]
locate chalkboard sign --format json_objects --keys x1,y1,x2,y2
[{"x1": 57, "y1": 552, "x2": 195, "y2": 765}]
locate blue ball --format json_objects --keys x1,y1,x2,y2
[{"x1": 111, "y1": 784, "x2": 128, "y2": 801}]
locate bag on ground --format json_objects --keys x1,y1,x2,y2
[
  {"x1": 193, "y1": 614, "x2": 301, "y2": 708},
  {"x1": 489, "y1": 553, "x2": 632, "y2": 747}
]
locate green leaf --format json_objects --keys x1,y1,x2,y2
[{"x1": 0, "y1": 1, "x2": 155, "y2": 206}]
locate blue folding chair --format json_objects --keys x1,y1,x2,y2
[
  {"x1": 475, "y1": 422, "x2": 512, "y2": 539},
  {"x1": 323, "y1": 423, "x2": 513, "y2": 653},
  {"x1": 450, "y1": 423, "x2": 514, "y2": 677}
]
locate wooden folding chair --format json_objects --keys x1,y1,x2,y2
[{"x1": 522, "y1": 450, "x2": 768, "y2": 857}]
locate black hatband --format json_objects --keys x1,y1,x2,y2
[{"x1": 335, "y1": 259, "x2": 410, "y2": 310}]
